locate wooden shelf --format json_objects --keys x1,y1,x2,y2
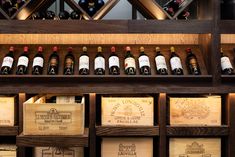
[
  {"x1": 96, "y1": 126, "x2": 159, "y2": 137},
  {"x1": 222, "y1": 75, "x2": 235, "y2": 83},
  {"x1": 166, "y1": 126, "x2": 229, "y2": 137},
  {"x1": 0, "y1": 20, "x2": 212, "y2": 34},
  {"x1": 220, "y1": 20, "x2": 235, "y2": 34},
  {"x1": 16, "y1": 128, "x2": 89, "y2": 147},
  {"x1": 0, "y1": 126, "x2": 18, "y2": 136}
]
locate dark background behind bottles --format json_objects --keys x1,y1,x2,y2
[{"x1": 221, "y1": 0, "x2": 235, "y2": 19}]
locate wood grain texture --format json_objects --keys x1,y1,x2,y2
[
  {"x1": 221, "y1": 35, "x2": 235, "y2": 44},
  {"x1": 167, "y1": 126, "x2": 229, "y2": 136},
  {"x1": 96, "y1": 126, "x2": 159, "y2": 136},
  {"x1": 228, "y1": 94, "x2": 235, "y2": 157},
  {"x1": 16, "y1": 128, "x2": 89, "y2": 147},
  {"x1": 0, "y1": 126, "x2": 18, "y2": 136}
]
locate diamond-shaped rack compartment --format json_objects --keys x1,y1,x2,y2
[
  {"x1": 128, "y1": 0, "x2": 195, "y2": 20},
  {"x1": 0, "y1": 7, "x2": 10, "y2": 19}
]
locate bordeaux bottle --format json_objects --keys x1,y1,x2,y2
[
  {"x1": 16, "y1": 46, "x2": 29, "y2": 75},
  {"x1": 32, "y1": 46, "x2": 44, "y2": 75},
  {"x1": 1, "y1": 46, "x2": 14, "y2": 75},
  {"x1": 155, "y1": 47, "x2": 168, "y2": 75},
  {"x1": 64, "y1": 47, "x2": 75, "y2": 75},
  {"x1": 124, "y1": 46, "x2": 136, "y2": 75},
  {"x1": 48, "y1": 46, "x2": 59, "y2": 75},
  {"x1": 221, "y1": 48, "x2": 234, "y2": 75},
  {"x1": 94, "y1": 46, "x2": 105, "y2": 75},
  {"x1": 186, "y1": 48, "x2": 201, "y2": 75},
  {"x1": 138, "y1": 47, "x2": 151, "y2": 75},
  {"x1": 79, "y1": 46, "x2": 89, "y2": 75},
  {"x1": 170, "y1": 46, "x2": 183, "y2": 75},
  {"x1": 109, "y1": 46, "x2": 120, "y2": 75}
]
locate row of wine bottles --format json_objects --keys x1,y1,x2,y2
[
  {"x1": 32, "y1": 10, "x2": 82, "y2": 20},
  {"x1": 1, "y1": 0, "x2": 28, "y2": 16},
  {"x1": 0, "y1": 46, "x2": 202, "y2": 75}
]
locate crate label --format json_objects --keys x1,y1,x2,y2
[{"x1": 34, "y1": 147, "x2": 84, "y2": 157}]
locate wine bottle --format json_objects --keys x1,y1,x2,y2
[
  {"x1": 2, "y1": 0, "x2": 12, "y2": 14},
  {"x1": 59, "y1": 10, "x2": 70, "y2": 19},
  {"x1": 45, "y1": 10, "x2": 55, "y2": 19},
  {"x1": 138, "y1": 47, "x2": 151, "y2": 75},
  {"x1": 163, "y1": 0, "x2": 182, "y2": 14},
  {"x1": 16, "y1": 46, "x2": 29, "y2": 75},
  {"x1": 32, "y1": 46, "x2": 44, "y2": 75},
  {"x1": 94, "y1": 46, "x2": 105, "y2": 75},
  {"x1": 177, "y1": 10, "x2": 190, "y2": 20},
  {"x1": 0, "y1": 46, "x2": 14, "y2": 75},
  {"x1": 124, "y1": 46, "x2": 136, "y2": 75},
  {"x1": 95, "y1": 0, "x2": 105, "y2": 10},
  {"x1": 79, "y1": 46, "x2": 89, "y2": 75},
  {"x1": 87, "y1": 2, "x2": 96, "y2": 16},
  {"x1": 109, "y1": 46, "x2": 120, "y2": 75},
  {"x1": 186, "y1": 48, "x2": 201, "y2": 75},
  {"x1": 221, "y1": 48, "x2": 234, "y2": 75},
  {"x1": 70, "y1": 11, "x2": 81, "y2": 19},
  {"x1": 48, "y1": 46, "x2": 59, "y2": 75},
  {"x1": 78, "y1": 0, "x2": 88, "y2": 11},
  {"x1": 170, "y1": 46, "x2": 184, "y2": 75},
  {"x1": 155, "y1": 47, "x2": 168, "y2": 75},
  {"x1": 64, "y1": 47, "x2": 75, "y2": 75},
  {"x1": 32, "y1": 12, "x2": 45, "y2": 20}
]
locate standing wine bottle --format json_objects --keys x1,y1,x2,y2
[
  {"x1": 186, "y1": 48, "x2": 201, "y2": 75},
  {"x1": 94, "y1": 46, "x2": 105, "y2": 75},
  {"x1": 16, "y1": 46, "x2": 29, "y2": 75},
  {"x1": 0, "y1": 46, "x2": 14, "y2": 75},
  {"x1": 221, "y1": 48, "x2": 234, "y2": 75},
  {"x1": 87, "y1": 1, "x2": 96, "y2": 16},
  {"x1": 32, "y1": 46, "x2": 44, "y2": 75},
  {"x1": 79, "y1": 46, "x2": 89, "y2": 75},
  {"x1": 64, "y1": 47, "x2": 75, "y2": 75},
  {"x1": 170, "y1": 46, "x2": 184, "y2": 75},
  {"x1": 109, "y1": 46, "x2": 120, "y2": 75},
  {"x1": 138, "y1": 47, "x2": 151, "y2": 75},
  {"x1": 48, "y1": 46, "x2": 59, "y2": 75},
  {"x1": 124, "y1": 46, "x2": 136, "y2": 75},
  {"x1": 78, "y1": 0, "x2": 88, "y2": 11},
  {"x1": 155, "y1": 47, "x2": 168, "y2": 75}
]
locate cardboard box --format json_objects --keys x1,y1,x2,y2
[
  {"x1": 169, "y1": 96, "x2": 221, "y2": 126},
  {"x1": 23, "y1": 95, "x2": 85, "y2": 135},
  {"x1": 0, "y1": 145, "x2": 17, "y2": 157},
  {"x1": 170, "y1": 138, "x2": 221, "y2": 157},
  {"x1": 0, "y1": 96, "x2": 16, "y2": 126},
  {"x1": 101, "y1": 138, "x2": 153, "y2": 157},
  {"x1": 34, "y1": 147, "x2": 83, "y2": 157},
  {"x1": 102, "y1": 97, "x2": 154, "y2": 126}
]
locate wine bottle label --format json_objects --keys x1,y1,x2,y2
[
  {"x1": 170, "y1": 57, "x2": 183, "y2": 70},
  {"x1": 138, "y1": 55, "x2": 150, "y2": 68},
  {"x1": 221, "y1": 56, "x2": 233, "y2": 70},
  {"x1": 125, "y1": 57, "x2": 136, "y2": 70},
  {"x1": 17, "y1": 56, "x2": 29, "y2": 67},
  {"x1": 155, "y1": 56, "x2": 167, "y2": 70},
  {"x1": 65, "y1": 58, "x2": 74, "y2": 68},
  {"x1": 79, "y1": 55, "x2": 89, "y2": 70},
  {"x1": 109, "y1": 56, "x2": 120, "y2": 68},
  {"x1": 50, "y1": 58, "x2": 58, "y2": 66},
  {"x1": 33, "y1": 57, "x2": 44, "y2": 67},
  {"x1": 2, "y1": 56, "x2": 13, "y2": 68},
  {"x1": 94, "y1": 56, "x2": 105, "y2": 70}
]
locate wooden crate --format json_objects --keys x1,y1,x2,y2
[
  {"x1": 23, "y1": 95, "x2": 85, "y2": 135},
  {"x1": 169, "y1": 138, "x2": 221, "y2": 157},
  {"x1": 0, "y1": 145, "x2": 17, "y2": 157},
  {"x1": 101, "y1": 138, "x2": 153, "y2": 157},
  {"x1": 0, "y1": 96, "x2": 16, "y2": 126},
  {"x1": 34, "y1": 147, "x2": 83, "y2": 157},
  {"x1": 169, "y1": 96, "x2": 221, "y2": 126},
  {"x1": 101, "y1": 97, "x2": 154, "y2": 126}
]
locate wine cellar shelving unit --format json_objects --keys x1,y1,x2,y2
[{"x1": 0, "y1": 0, "x2": 235, "y2": 157}]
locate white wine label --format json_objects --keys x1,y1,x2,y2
[
  {"x1": 56, "y1": 96, "x2": 75, "y2": 104},
  {"x1": 33, "y1": 57, "x2": 44, "y2": 67},
  {"x1": 79, "y1": 55, "x2": 89, "y2": 70},
  {"x1": 221, "y1": 56, "x2": 233, "y2": 70},
  {"x1": 94, "y1": 56, "x2": 105, "y2": 70},
  {"x1": 170, "y1": 57, "x2": 183, "y2": 70},
  {"x1": 2, "y1": 57, "x2": 13, "y2": 68},
  {"x1": 125, "y1": 57, "x2": 136, "y2": 70},
  {"x1": 17, "y1": 56, "x2": 29, "y2": 67},
  {"x1": 155, "y1": 56, "x2": 167, "y2": 70},
  {"x1": 138, "y1": 55, "x2": 150, "y2": 68},
  {"x1": 109, "y1": 56, "x2": 120, "y2": 68}
]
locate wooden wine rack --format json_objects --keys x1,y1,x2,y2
[{"x1": 0, "y1": 0, "x2": 235, "y2": 157}]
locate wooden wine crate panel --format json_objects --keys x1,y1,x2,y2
[
  {"x1": 169, "y1": 96, "x2": 222, "y2": 126},
  {"x1": 0, "y1": 96, "x2": 17, "y2": 126},
  {"x1": 101, "y1": 138, "x2": 153, "y2": 157},
  {"x1": 101, "y1": 96, "x2": 154, "y2": 126},
  {"x1": 23, "y1": 95, "x2": 85, "y2": 135},
  {"x1": 34, "y1": 147, "x2": 84, "y2": 157},
  {"x1": 221, "y1": 35, "x2": 235, "y2": 44},
  {"x1": 0, "y1": 126, "x2": 18, "y2": 136},
  {"x1": 0, "y1": 145, "x2": 17, "y2": 157},
  {"x1": 169, "y1": 138, "x2": 221, "y2": 157}
]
